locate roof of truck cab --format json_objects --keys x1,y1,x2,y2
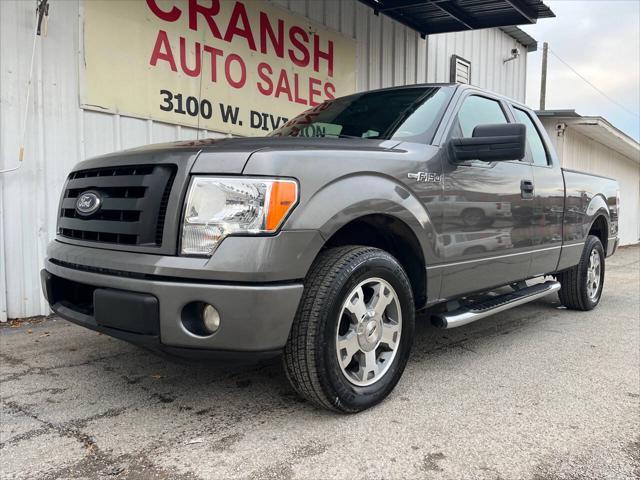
[{"x1": 353, "y1": 83, "x2": 533, "y2": 109}]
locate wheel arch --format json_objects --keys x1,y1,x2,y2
[
  {"x1": 323, "y1": 214, "x2": 427, "y2": 309},
  {"x1": 584, "y1": 192, "x2": 609, "y2": 249},
  {"x1": 285, "y1": 173, "x2": 437, "y2": 308},
  {"x1": 588, "y1": 214, "x2": 609, "y2": 252}
]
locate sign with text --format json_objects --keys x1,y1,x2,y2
[{"x1": 80, "y1": 0, "x2": 357, "y2": 135}]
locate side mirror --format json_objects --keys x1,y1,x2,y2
[{"x1": 449, "y1": 123, "x2": 526, "y2": 163}]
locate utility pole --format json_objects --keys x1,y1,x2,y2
[{"x1": 540, "y1": 42, "x2": 548, "y2": 111}]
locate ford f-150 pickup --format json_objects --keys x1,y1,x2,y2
[{"x1": 41, "y1": 84, "x2": 620, "y2": 412}]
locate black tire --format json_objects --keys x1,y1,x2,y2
[
  {"x1": 283, "y1": 246, "x2": 415, "y2": 413},
  {"x1": 556, "y1": 235, "x2": 605, "y2": 311}
]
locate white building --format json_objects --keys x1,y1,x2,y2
[
  {"x1": 537, "y1": 111, "x2": 640, "y2": 247},
  {"x1": 1, "y1": 0, "x2": 556, "y2": 320}
]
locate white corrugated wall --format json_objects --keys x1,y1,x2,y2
[
  {"x1": 540, "y1": 119, "x2": 640, "y2": 246},
  {"x1": 0, "y1": 0, "x2": 528, "y2": 320}
]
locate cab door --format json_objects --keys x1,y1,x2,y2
[
  {"x1": 434, "y1": 92, "x2": 536, "y2": 299},
  {"x1": 510, "y1": 105, "x2": 564, "y2": 276}
]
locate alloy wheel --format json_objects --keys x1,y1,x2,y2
[
  {"x1": 586, "y1": 248, "x2": 601, "y2": 301},
  {"x1": 335, "y1": 277, "x2": 402, "y2": 387}
]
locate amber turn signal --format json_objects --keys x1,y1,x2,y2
[{"x1": 266, "y1": 180, "x2": 298, "y2": 231}]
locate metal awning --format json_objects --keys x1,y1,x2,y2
[
  {"x1": 358, "y1": 0, "x2": 555, "y2": 38},
  {"x1": 499, "y1": 25, "x2": 538, "y2": 52}
]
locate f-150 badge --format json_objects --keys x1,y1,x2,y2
[{"x1": 408, "y1": 172, "x2": 442, "y2": 183}]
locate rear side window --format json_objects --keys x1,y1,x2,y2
[
  {"x1": 453, "y1": 95, "x2": 508, "y2": 138},
  {"x1": 513, "y1": 108, "x2": 550, "y2": 166}
]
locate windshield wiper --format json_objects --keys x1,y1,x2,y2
[
  {"x1": 327, "y1": 134, "x2": 368, "y2": 139},
  {"x1": 291, "y1": 133, "x2": 370, "y2": 139}
]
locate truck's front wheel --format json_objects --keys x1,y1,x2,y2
[{"x1": 283, "y1": 246, "x2": 415, "y2": 413}]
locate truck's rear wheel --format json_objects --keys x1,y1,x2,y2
[
  {"x1": 283, "y1": 246, "x2": 415, "y2": 413},
  {"x1": 556, "y1": 235, "x2": 605, "y2": 311}
]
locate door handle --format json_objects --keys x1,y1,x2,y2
[{"x1": 521, "y1": 179, "x2": 534, "y2": 199}]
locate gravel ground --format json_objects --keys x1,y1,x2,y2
[{"x1": 1, "y1": 245, "x2": 638, "y2": 480}]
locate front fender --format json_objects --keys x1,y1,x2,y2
[{"x1": 285, "y1": 173, "x2": 438, "y2": 261}]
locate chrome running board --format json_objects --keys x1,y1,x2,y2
[{"x1": 433, "y1": 281, "x2": 561, "y2": 329}]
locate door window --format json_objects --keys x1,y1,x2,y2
[
  {"x1": 513, "y1": 108, "x2": 550, "y2": 166},
  {"x1": 448, "y1": 95, "x2": 510, "y2": 165},
  {"x1": 451, "y1": 95, "x2": 508, "y2": 138}
]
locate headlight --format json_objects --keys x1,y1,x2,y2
[{"x1": 181, "y1": 177, "x2": 298, "y2": 256}]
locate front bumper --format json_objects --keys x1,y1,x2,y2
[{"x1": 41, "y1": 259, "x2": 303, "y2": 359}]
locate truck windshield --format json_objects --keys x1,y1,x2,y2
[{"x1": 270, "y1": 86, "x2": 452, "y2": 142}]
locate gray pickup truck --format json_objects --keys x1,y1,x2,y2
[{"x1": 41, "y1": 84, "x2": 619, "y2": 412}]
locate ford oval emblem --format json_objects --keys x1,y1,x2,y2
[{"x1": 75, "y1": 190, "x2": 102, "y2": 216}]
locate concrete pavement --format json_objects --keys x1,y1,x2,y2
[{"x1": 1, "y1": 246, "x2": 638, "y2": 479}]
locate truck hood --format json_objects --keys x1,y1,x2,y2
[
  {"x1": 73, "y1": 137, "x2": 400, "y2": 174},
  {"x1": 190, "y1": 137, "x2": 401, "y2": 174}
]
